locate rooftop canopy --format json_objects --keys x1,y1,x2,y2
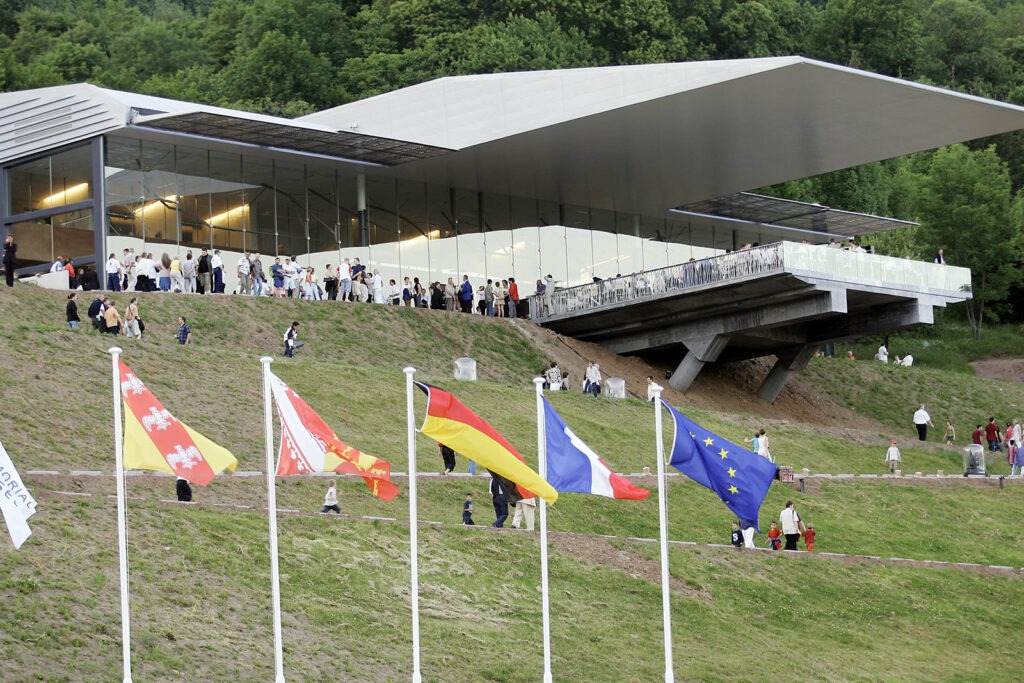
[{"x1": 1, "y1": 57, "x2": 1023, "y2": 247}]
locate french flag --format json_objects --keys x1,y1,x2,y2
[{"x1": 543, "y1": 398, "x2": 650, "y2": 500}]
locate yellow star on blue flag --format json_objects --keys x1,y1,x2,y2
[{"x1": 663, "y1": 402, "x2": 778, "y2": 531}]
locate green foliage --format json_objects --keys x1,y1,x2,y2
[
  {"x1": 917, "y1": 144, "x2": 1022, "y2": 337},
  {"x1": 809, "y1": 0, "x2": 921, "y2": 76}
]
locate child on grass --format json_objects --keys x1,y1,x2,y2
[
  {"x1": 320, "y1": 479, "x2": 340, "y2": 514},
  {"x1": 885, "y1": 440, "x2": 902, "y2": 473},
  {"x1": 730, "y1": 521, "x2": 742, "y2": 548},
  {"x1": 462, "y1": 493, "x2": 475, "y2": 525},
  {"x1": 767, "y1": 521, "x2": 782, "y2": 550},
  {"x1": 802, "y1": 523, "x2": 816, "y2": 552}
]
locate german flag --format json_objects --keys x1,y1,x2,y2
[{"x1": 416, "y1": 383, "x2": 557, "y2": 505}]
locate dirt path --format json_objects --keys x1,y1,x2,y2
[
  {"x1": 507, "y1": 318, "x2": 879, "y2": 438},
  {"x1": 970, "y1": 357, "x2": 1024, "y2": 382}
]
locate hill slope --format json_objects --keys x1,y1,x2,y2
[{"x1": 0, "y1": 285, "x2": 1022, "y2": 682}]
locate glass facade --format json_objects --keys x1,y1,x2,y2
[{"x1": 2, "y1": 133, "x2": 718, "y2": 287}]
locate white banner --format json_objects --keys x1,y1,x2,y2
[{"x1": 0, "y1": 440, "x2": 37, "y2": 549}]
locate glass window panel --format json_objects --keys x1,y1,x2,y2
[
  {"x1": 457, "y1": 231, "x2": 487, "y2": 307},
  {"x1": 366, "y1": 176, "x2": 398, "y2": 250},
  {"x1": 538, "y1": 225, "x2": 568, "y2": 285},
  {"x1": 487, "y1": 229, "x2": 514, "y2": 284},
  {"x1": 7, "y1": 207, "x2": 92, "y2": 268},
  {"x1": 335, "y1": 173, "x2": 359, "y2": 249},
  {"x1": 591, "y1": 229, "x2": 619, "y2": 280},
  {"x1": 452, "y1": 188, "x2": 480, "y2": 237},
  {"x1": 105, "y1": 138, "x2": 144, "y2": 241},
  {"x1": 307, "y1": 166, "x2": 340, "y2": 256},
  {"x1": 272, "y1": 164, "x2": 307, "y2": 258},
  {"x1": 565, "y1": 227, "x2": 593, "y2": 286},
  {"x1": 511, "y1": 227, "x2": 540, "y2": 285},
  {"x1": 426, "y1": 183, "x2": 458, "y2": 284},
  {"x1": 207, "y1": 150, "x2": 247, "y2": 252},
  {"x1": 8, "y1": 144, "x2": 92, "y2": 215},
  {"x1": 509, "y1": 196, "x2": 536, "y2": 231},
  {"x1": 481, "y1": 192, "x2": 511, "y2": 233},
  {"x1": 137, "y1": 141, "x2": 177, "y2": 246},
  {"x1": 536, "y1": 200, "x2": 558, "y2": 228},
  {"x1": 243, "y1": 157, "x2": 275, "y2": 255}
]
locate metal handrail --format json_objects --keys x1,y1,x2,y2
[{"x1": 530, "y1": 243, "x2": 784, "y2": 319}]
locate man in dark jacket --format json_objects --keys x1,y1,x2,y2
[{"x1": 2, "y1": 234, "x2": 15, "y2": 287}]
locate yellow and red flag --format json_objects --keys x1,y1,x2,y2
[
  {"x1": 119, "y1": 360, "x2": 237, "y2": 485},
  {"x1": 415, "y1": 382, "x2": 557, "y2": 505},
  {"x1": 270, "y1": 372, "x2": 400, "y2": 502}
]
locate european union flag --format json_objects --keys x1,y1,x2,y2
[{"x1": 662, "y1": 402, "x2": 777, "y2": 531}]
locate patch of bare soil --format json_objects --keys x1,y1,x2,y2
[
  {"x1": 970, "y1": 357, "x2": 1024, "y2": 382},
  {"x1": 507, "y1": 318, "x2": 879, "y2": 439}
]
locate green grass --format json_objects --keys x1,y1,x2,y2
[{"x1": 2, "y1": 285, "x2": 1024, "y2": 680}]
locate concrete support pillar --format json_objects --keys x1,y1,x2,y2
[
  {"x1": 756, "y1": 345, "x2": 818, "y2": 404},
  {"x1": 668, "y1": 335, "x2": 729, "y2": 393}
]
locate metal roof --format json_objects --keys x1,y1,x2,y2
[
  {"x1": 674, "y1": 192, "x2": 917, "y2": 239},
  {"x1": 133, "y1": 112, "x2": 450, "y2": 166},
  {"x1": 2, "y1": 59, "x2": 1024, "y2": 244}
]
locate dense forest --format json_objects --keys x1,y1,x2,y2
[{"x1": 2, "y1": 0, "x2": 1024, "y2": 332}]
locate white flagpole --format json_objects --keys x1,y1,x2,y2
[
  {"x1": 653, "y1": 389, "x2": 675, "y2": 682},
  {"x1": 108, "y1": 346, "x2": 133, "y2": 683},
  {"x1": 403, "y1": 367, "x2": 422, "y2": 683},
  {"x1": 534, "y1": 377, "x2": 553, "y2": 683},
  {"x1": 260, "y1": 357, "x2": 286, "y2": 683}
]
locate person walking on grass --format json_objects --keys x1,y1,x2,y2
[
  {"x1": 124, "y1": 296, "x2": 142, "y2": 339},
  {"x1": 176, "y1": 316, "x2": 192, "y2": 345},
  {"x1": 779, "y1": 500, "x2": 804, "y2": 551},
  {"x1": 320, "y1": 479, "x2": 341, "y2": 514},
  {"x1": 65, "y1": 292, "x2": 80, "y2": 330},
  {"x1": 462, "y1": 493, "x2": 474, "y2": 525},
  {"x1": 913, "y1": 404, "x2": 933, "y2": 441},
  {"x1": 490, "y1": 477, "x2": 508, "y2": 528},
  {"x1": 885, "y1": 440, "x2": 902, "y2": 473},
  {"x1": 944, "y1": 420, "x2": 956, "y2": 446}
]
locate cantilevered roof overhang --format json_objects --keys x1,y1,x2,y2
[
  {"x1": 3, "y1": 57, "x2": 1024, "y2": 235},
  {"x1": 303, "y1": 57, "x2": 1024, "y2": 220}
]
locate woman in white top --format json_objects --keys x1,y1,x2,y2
[{"x1": 757, "y1": 429, "x2": 773, "y2": 462}]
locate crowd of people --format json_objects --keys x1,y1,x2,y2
[{"x1": 43, "y1": 248, "x2": 554, "y2": 319}]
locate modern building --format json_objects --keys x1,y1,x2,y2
[{"x1": 1, "y1": 57, "x2": 1022, "y2": 395}]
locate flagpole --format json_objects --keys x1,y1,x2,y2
[
  {"x1": 534, "y1": 377, "x2": 553, "y2": 683},
  {"x1": 653, "y1": 389, "x2": 675, "y2": 682},
  {"x1": 109, "y1": 347, "x2": 133, "y2": 683},
  {"x1": 403, "y1": 367, "x2": 422, "y2": 683},
  {"x1": 260, "y1": 357, "x2": 286, "y2": 683}
]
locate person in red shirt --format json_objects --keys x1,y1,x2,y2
[
  {"x1": 972, "y1": 424, "x2": 984, "y2": 445},
  {"x1": 508, "y1": 277, "x2": 520, "y2": 318},
  {"x1": 767, "y1": 521, "x2": 782, "y2": 550},
  {"x1": 984, "y1": 417, "x2": 1003, "y2": 453},
  {"x1": 802, "y1": 523, "x2": 816, "y2": 552}
]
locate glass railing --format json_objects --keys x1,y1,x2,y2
[{"x1": 530, "y1": 242, "x2": 971, "y2": 320}]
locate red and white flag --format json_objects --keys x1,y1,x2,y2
[{"x1": 269, "y1": 372, "x2": 399, "y2": 501}]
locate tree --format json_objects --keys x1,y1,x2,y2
[
  {"x1": 916, "y1": 144, "x2": 1022, "y2": 338},
  {"x1": 809, "y1": 0, "x2": 921, "y2": 77}
]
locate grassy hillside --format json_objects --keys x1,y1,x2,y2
[{"x1": 1, "y1": 285, "x2": 1022, "y2": 681}]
